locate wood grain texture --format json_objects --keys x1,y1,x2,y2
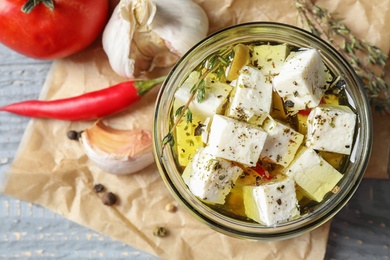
[{"x1": 0, "y1": 44, "x2": 389, "y2": 260}]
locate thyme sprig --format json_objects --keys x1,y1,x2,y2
[
  {"x1": 161, "y1": 46, "x2": 234, "y2": 151},
  {"x1": 295, "y1": 0, "x2": 390, "y2": 114}
]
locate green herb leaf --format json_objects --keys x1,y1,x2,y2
[
  {"x1": 216, "y1": 66, "x2": 225, "y2": 80},
  {"x1": 162, "y1": 133, "x2": 174, "y2": 147},
  {"x1": 175, "y1": 105, "x2": 185, "y2": 117},
  {"x1": 217, "y1": 56, "x2": 229, "y2": 66},
  {"x1": 207, "y1": 56, "x2": 218, "y2": 70},
  {"x1": 190, "y1": 82, "x2": 197, "y2": 94},
  {"x1": 196, "y1": 81, "x2": 206, "y2": 103},
  {"x1": 185, "y1": 109, "x2": 193, "y2": 123}
]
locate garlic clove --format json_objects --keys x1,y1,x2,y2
[
  {"x1": 132, "y1": 0, "x2": 156, "y2": 31},
  {"x1": 79, "y1": 120, "x2": 154, "y2": 175},
  {"x1": 102, "y1": 0, "x2": 136, "y2": 79},
  {"x1": 150, "y1": 0, "x2": 209, "y2": 56},
  {"x1": 132, "y1": 30, "x2": 179, "y2": 75},
  {"x1": 102, "y1": 0, "x2": 209, "y2": 78}
]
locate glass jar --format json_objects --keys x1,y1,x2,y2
[{"x1": 153, "y1": 22, "x2": 372, "y2": 240}]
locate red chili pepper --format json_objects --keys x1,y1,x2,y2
[
  {"x1": 297, "y1": 108, "x2": 311, "y2": 116},
  {"x1": 252, "y1": 163, "x2": 273, "y2": 180},
  {"x1": 298, "y1": 97, "x2": 327, "y2": 116},
  {"x1": 0, "y1": 76, "x2": 166, "y2": 121}
]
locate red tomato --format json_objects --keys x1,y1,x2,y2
[{"x1": 0, "y1": 0, "x2": 109, "y2": 59}]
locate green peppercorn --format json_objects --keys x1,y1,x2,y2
[{"x1": 153, "y1": 226, "x2": 168, "y2": 237}]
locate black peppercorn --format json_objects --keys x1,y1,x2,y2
[
  {"x1": 102, "y1": 192, "x2": 117, "y2": 206},
  {"x1": 93, "y1": 184, "x2": 105, "y2": 193},
  {"x1": 284, "y1": 100, "x2": 295, "y2": 108},
  {"x1": 334, "y1": 79, "x2": 346, "y2": 88},
  {"x1": 67, "y1": 130, "x2": 82, "y2": 141},
  {"x1": 194, "y1": 122, "x2": 205, "y2": 136}
]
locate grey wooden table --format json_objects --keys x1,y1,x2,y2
[{"x1": 0, "y1": 43, "x2": 389, "y2": 259}]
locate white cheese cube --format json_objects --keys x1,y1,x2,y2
[
  {"x1": 273, "y1": 49, "x2": 328, "y2": 111},
  {"x1": 174, "y1": 71, "x2": 233, "y2": 121},
  {"x1": 182, "y1": 147, "x2": 243, "y2": 204},
  {"x1": 284, "y1": 147, "x2": 343, "y2": 202},
  {"x1": 227, "y1": 66, "x2": 273, "y2": 122},
  {"x1": 243, "y1": 177, "x2": 300, "y2": 226},
  {"x1": 207, "y1": 115, "x2": 268, "y2": 166},
  {"x1": 306, "y1": 105, "x2": 356, "y2": 155},
  {"x1": 260, "y1": 118, "x2": 304, "y2": 167},
  {"x1": 251, "y1": 44, "x2": 290, "y2": 75}
]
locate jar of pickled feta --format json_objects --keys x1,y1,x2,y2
[{"x1": 153, "y1": 22, "x2": 372, "y2": 240}]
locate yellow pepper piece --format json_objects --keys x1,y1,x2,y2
[{"x1": 226, "y1": 44, "x2": 250, "y2": 81}]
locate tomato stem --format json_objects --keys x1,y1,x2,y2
[{"x1": 22, "y1": 0, "x2": 54, "y2": 14}]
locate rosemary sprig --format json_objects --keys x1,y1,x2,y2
[
  {"x1": 161, "y1": 46, "x2": 234, "y2": 151},
  {"x1": 295, "y1": 0, "x2": 390, "y2": 114}
]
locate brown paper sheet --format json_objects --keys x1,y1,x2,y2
[{"x1": 2, "y1": 0, "x2": 390, "y2": 259}]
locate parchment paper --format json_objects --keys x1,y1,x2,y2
[{"x1": 2, "y1": 0, "x2": 390, "y2": 259}]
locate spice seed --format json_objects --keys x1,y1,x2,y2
[
  {"x1": 93, "y1": 184, "x2": 105, "y2": 193},
  {"x1": 102, "y1": 192, "x2": 117, "y2": 206},
  {"x1": 165, "y1": 203, "x2": 177, "y2": 213},
  {"x1": 67, "y1": 130, "x2": 82, "y2": 141},
  {"x1": 331, "y1": 185, "x2": 340, "y2": 194},
  {"x1": 153, "y1": 226, "x2": 168, "y2": 237}
]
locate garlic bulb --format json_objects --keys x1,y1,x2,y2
[
  {"x1": 102, "y1": 0, "x2": 209, "y2": 78},
  {"x1": 79, "y1": 120, "x2": 154, "y2": 175},
  {"x1": 149, "y1": 0, "x2": 209, "y2": 56}
]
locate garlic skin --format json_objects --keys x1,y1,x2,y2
[
  {"x1": 79, "y1": 120, "x2": 154, "y2": 175},
  {"x1": 102, "y1": 0, "x2": 139, "y2": 79},
  {"x1": 102, "y1": 0, "x2": 209, "y2": 78},
  {"x1": 150, "y1": 0, "x2": 209, "y2": 56}
]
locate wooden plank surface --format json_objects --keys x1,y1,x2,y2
[{"x1": 0, "y1": 44, "x2": 389, "y2": 260}]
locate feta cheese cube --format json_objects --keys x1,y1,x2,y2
[
  {"x1": 306, "y1": 105, "x2": 356, "y2": 155},
  {"x1": 227, "y1": 66, "x2": 273, "y2": 122},
  {"x1": 207, "y1": 115, "x2": 268, "y2": 166},
  {"x1": 251, "y1": 44, "x2": 290, "y2": 75},
  {"x1": 182, "y1": 147, "x2": 243, "y2": 204},
  {"x1": 174, "y1": 71, "x2": 233, "y2": 121},
  {"x1": 273, "y1": 49, "x2": 328, "y2": 111},
  {"x1": 284, "y1": 147, "x2": 343, "y2": 202},
  {"x1": 260, "y1": 118, "x2": 304, "y2": 167},
  {"x1": 243, "y1": 177, "x2": 300, "y2": 226}
]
